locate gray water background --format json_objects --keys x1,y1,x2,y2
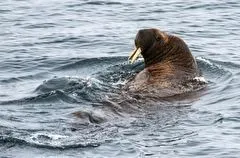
[{"x1": 0, "y1": 0, "x2": 240, "y2": 157}]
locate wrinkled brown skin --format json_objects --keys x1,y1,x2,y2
[{"x1": 126, "y1": 29, "x2": 201, "y2": 97}]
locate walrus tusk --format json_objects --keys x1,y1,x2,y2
[{"x1": 128, "y1": 47, "x2": 142, "y2": 64}]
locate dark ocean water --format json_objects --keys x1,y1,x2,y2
[{"x1": 1, "y1": 0, "x2": 240, "y2": 157}]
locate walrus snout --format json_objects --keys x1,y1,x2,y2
[{"x1": 129, "y1": 29, "x2": 163, "y2": 64}]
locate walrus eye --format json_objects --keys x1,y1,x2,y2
[{"x1": 155, "y1": 36, "x2": 161, "y2": 41}]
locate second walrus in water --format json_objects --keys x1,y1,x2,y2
[{"x1": 127, "y1": 28, "x2": 206, "y2": 97}]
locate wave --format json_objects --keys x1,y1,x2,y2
[
  {"x1": 53, "y1": 56, "x2": 128, "y2": 71},
  {"x1": 66, "y1": 1, "x2": 124, "y2": 8},
  {"x1": 0, "y1": 56, "x2": 233, "y2": 106},
  {"x1": 84, "y1": 1, "x2": 123, "y2": 6},
  {"x1": 0, "y1": 134, "x2": 101, "y2": 149},
  {"x1": 196, "y1": 56, "x2": 232, "y2": 83},
  {"x1": 0, "y1": 72, "x2": 48, "y2": 83}
]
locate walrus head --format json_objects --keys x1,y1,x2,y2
[{"x1": 129, "y1": 29, "x2": 198, "y2": 71}]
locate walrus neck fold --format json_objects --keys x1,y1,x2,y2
[{"x1": 142, "y1": 42, "x2": 170, "y2": 68}]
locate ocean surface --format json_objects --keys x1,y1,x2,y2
[{"x1": 1, "y1": 0, "x2": 240, "y2": 157}]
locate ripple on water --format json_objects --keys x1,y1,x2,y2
[{"x1": 1, "y1": 0, "x2": 240, "y2": 157}]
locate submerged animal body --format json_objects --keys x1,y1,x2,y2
[{"x1": 126, "y1": 28, "x2": 206, "y2": 97}]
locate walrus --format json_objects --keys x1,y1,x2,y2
[{"x1": 126, "y1": 28, "x2": 206, "y2": 97}]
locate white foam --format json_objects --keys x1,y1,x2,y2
[
  {"x1": 196, "y1": 56, "x2": 213, "y2": 66},
  {"x1": 30, "y1": 132, "x2": 67, "y2": 140},
  {"x1": 193, "y1": 76, "x2": 207, "y2": 83},
  {"x1": 112, "y1": 79, "x2": 128, "y2": 86},
  {"x1": 27, "y1": 132, "x2": 68, "y2": 147}
]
